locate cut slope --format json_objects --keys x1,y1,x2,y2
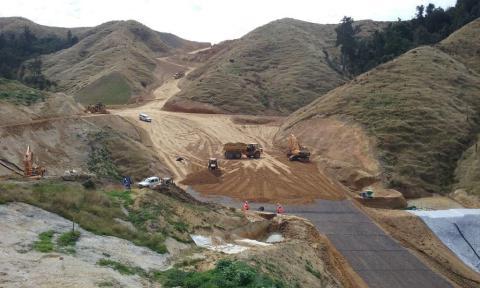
[
  {"x1": 277, "y1": 19, "x2": 480, "y2": 197},
  {"x1": 165, "y1": 19, "x2": 384, "y2": 115},
  {"x1": 41, "y1": 20, "x2": 209, "y2": 105}
]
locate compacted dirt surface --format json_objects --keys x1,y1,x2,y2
[{"x1": 112, "y1": 58, "x2": 347, "y2": 204}]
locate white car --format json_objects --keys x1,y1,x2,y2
[
  {"x1": 139, "y1": 113, "x2": 152, "y2": 122},
  {"x1": 137, "y1": 176, "x2": 160, "y2": 188}
]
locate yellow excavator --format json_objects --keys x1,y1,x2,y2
[{"x1": 287, "y1": 134, "x2": 310, "y2": 162}]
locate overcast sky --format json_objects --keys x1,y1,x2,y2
[{"x1": 0, "y1": 0, "x2": 457, "y2": 43}]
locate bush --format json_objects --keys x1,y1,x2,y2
[
  {"x1": 97, "y1": 259, "x2": 145, "y2": 276},
  {"x1": 82, "y1": 179, "x2": 96, "y2": 190},
  {"x1": 158, "y1": 259, "x2": 285, "y2": 288},
  {"x1": 57, "y1": 230, "x2": 81, "y2": 246},
  {"x1": 33, "y1": 230, "x2": 55, "y2": 252}
]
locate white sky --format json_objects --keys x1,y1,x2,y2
[{"x1": 0, "y1": 0, "x2": 457, "y2": 43}]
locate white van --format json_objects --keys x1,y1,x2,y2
[
  {"x1": 137, "y1": 176, "x2": 160, "y2": 188},
  {"x1": 139, "y1": 113, "x2": 152, "y2": 122}
]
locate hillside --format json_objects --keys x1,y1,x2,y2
[
  {"x1": 165, "y1": 18, "x2": 385, "y2": 115},
  {"x1": 0, "y1": 17, "x2": 88, "y2": 38},
  {"x1": 276, "y1": 18, "x2": 480, "y2": 199},
  {"x1": 38, "y1": 20, "x2": 209, "y2": 105},
  {"x1": 0, "y1": 83, "x2": 170, "y2": 179}
]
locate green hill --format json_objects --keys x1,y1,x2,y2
[
  {"x1": 277, "y1": 19, "x2": 480, "y2": 198},
  {"x1": 40, "y1": 20, "x2": 209, "y2": 105},
  {"x1": 165, "y1": 18, "x2": 384, "y2": 115}
]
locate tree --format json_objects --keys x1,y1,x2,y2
[{"x1": 335, "y1": 16, "x2": 357, "y2": 74}]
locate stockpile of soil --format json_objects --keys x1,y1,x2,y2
[{"x1": 180, "y1": 169, "x2": 222, "y2": 185}]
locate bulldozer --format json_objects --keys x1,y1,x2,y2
[
  {"x1": 287, "y1": 134, "x2": 310, "y2": 162},
  {"x1": 208, "y1": 158, "x2": 219, "y2": 170},
  {"x1": 85, "y1": 103, "x2": 109, "y2": 114},
  {"x1": 23, "y1": 146, "x2": 46, "y2": 178},
  {"x1": 224, "y1": 142, "x2": 262, "y2": 159}
]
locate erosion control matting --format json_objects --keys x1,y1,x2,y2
[
  {"x1": 410, "y1": 209, "x2": 480, "y2": 273},
  {"x1": 186, "y1": 188, "x2": 452, "y2": 288}
]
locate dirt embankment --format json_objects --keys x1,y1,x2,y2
[{"x1": 365, "y1": 208, "x2": 480, "y2": 288}]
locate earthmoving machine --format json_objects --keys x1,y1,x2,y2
[
  {"x1": 173, "y1": 72, "x2": 185, "y2": 79},
  {"x1": 85, "y1": 103, "x2": 109, "y2": 114},
  {"x1": 208, "y1": 158, "x2": 219, "y2": 170},
  {"x1": 23, "y1": 146, "x2": 46, "y2": 177},
  {"x1": 287, "y1": 134, "x2": 310, "y2": 162},
  {"x1": 224, "y1": 142, "x2": 263, "y2": 159}
]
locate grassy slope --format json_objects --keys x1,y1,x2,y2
[
  {"x1": 167, "y1": 19, "x2": 384, "y2": 116},
  {"x1": 41, "y1": 20, "x2": 208, "y2": 105},
  {"x1": 0, "y1": 77, "x2": 46, "y2": 105},
  {"x1": 0, "y1": 17, "x2": 88, "y2": 38},
  {"x1": 280, "y1": 19, "x2": 480, "y2": 197}
]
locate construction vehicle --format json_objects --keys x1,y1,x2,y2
[
  {"x1": 287, "y1": 134, "x2": 310, "y2": 162},
  {"x1": 208, "y1": 158, "x2": 219, "y2": 170},
  {"x1": 173, "y1": 72, "x2": 185, "y2": 79},
  {"x1": 23, "y1": 146, "x2": 46, "y2": 177},
  {"x1": 224, "y1": 142, "x2": 262, "y2": 159},
  {"x1": 85, "y1": 103, "x2": 109, "y2": 114}
]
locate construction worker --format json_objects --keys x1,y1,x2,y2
[
  {"x1": 276, "y1": 203, "x2": 285, "y2": 214},
  {"x1": 123, "y1": 176, "x2": 132, "y2": 190},
  {"x1": 242, "y1": 201, "x2": 250, "y2": 211}
]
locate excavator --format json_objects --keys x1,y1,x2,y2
[{"x1": 287, "y1": 134, "x2": 310, "y2": 162}]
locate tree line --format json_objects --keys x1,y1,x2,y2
[
  {"x1": 0, "y1": 26, "x2": 78, "y2": 90},
  {"x1": 336, "y1": 0, "x2": 480, "y2": 76}
]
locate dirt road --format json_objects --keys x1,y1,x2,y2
[{"x1": 111, "y1": 57, "x2": 347, "y2": 204}]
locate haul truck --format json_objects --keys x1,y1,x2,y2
[{"x1": 224, "y1": 142, "x2": 262, "y2": 159}]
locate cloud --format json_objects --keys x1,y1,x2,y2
[{"x1": 0, "y1": 0, "x2": 457, "y2": 43}]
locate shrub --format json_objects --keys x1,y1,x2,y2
[
  {"x1": 57, "y1": 230, "x2": 81, "y2": 246},
  {"x1": 33, "y1": 230, "x2": 55, "y2": 252}
]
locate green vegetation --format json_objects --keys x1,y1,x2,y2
[
  {"x1": 304, "y1": 261, "x2": 322, "y2": 279},
  {"x1": 87, "y1": 132, "x2": 121, "y2": 180},
  {"x1": 107, "y1": 190, "x2": 134, "y2": 206},
  {"x1": 57, "y1": 230, "x2": 81, "y2": 247},
  {"x1": 336, "y1": 0, "x2": 480, "y2": 75},
  {"x1": 0, "y1": 181, "x2": 168, "y2": 254},
  {"x1": 0, "y1": 26, "x2": 76, "y2": 89},
  {"x1": 285, "y1": 22, "x2": 480, "y2": 197},
  {"x1": 97, "y1": 259, "x2": 146, "y2": 276},
  {"x1": 171, "y1": 18, "x2": 352, "y2": 115},
  {"x1": 75, "y1": 73, "x2": 131, "y2": 105},
  {"x1": 156, "y1": 259, "x2": 286, "y2": 288},
  {"x1": 33, "y1": 230, "x2": 55, "y2": 252},
  {"x1": 0, "y1": 77, "x2": 46, "y2": 105}
]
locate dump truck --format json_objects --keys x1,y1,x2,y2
[
  {"x1": 287, "y1": 134, "x2": 310, "y2": 162},
  {"x1": 224, "y1": 142, "x2": 262, "y2": 159},
  {"x1": 85, "y1": 103, "x2": 108, "y2": 114},
  {"x1": 208, "y1": 158, "x2": 219, "y2": 170}
]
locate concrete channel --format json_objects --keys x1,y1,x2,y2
[{"x1": 186, "y1": 188, "x2": 453, "y2": 288}]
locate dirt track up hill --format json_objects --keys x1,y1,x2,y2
[
  {"x1": 165, "y1": 18, "x2": 386, "y2": 116},
  {"x1": 277, "y1": 18, "x2": 480, "y2": 199},
  {"x1": 37, "y1": 19, "x2": 209, "y2": 105}
]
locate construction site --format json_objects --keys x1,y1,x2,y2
[{"x1": 1, "y1": 7, "x2": 480, "y2": 288}]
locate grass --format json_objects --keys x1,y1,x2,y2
[
  {"x1": 87, "y1": 132, "x2": 122, "y2": 180},
  {"x1": 33, "y1": 230, "x2": 55, "y2": 252},
  {"x1": 75, "y1": 73, "x2": 131, "y2": 105},
  {"x1": 97, "y1": 259, "x2": 146, "y2": 276},
  {"x1": 172, "y1": 18, "x2": 351, "y2": 115},
  {"x1": 57, "y1": 230, "x2": 81, "y2": 246},
  {"x1": 284, "y1": 43, "x2": 480, "y2": 197},
  {"x1": 0, "y1": 181, "x2": 167, "y2": 254},
  {"x1": 155, "y1": 259, "x2": 286, "y2": 288},
  {"x1": 107, "y1": 190, "x2": 134, "y2": 206},
  {"x1": 304, "y1": 260, "x2": 322, "y2": 279},
  {"x1": 0, "y1": 77, "x2": 46, "y2": 105}
]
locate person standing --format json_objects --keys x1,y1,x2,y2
[
  {"x1": 276, "y1": 203, "x2": 285, "y2": 214},
  {"x1": 242, "y1": 200, "x2": 250, "y2": 211}
]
